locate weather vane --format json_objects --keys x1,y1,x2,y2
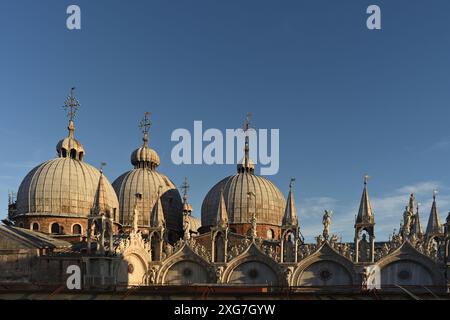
[
  {"x1": 181, "y1": 177, "x2": 190, "y2": 198},
  {"x1": 289, "y1": 178, "x2": 296, "y2": 190},
  {"x1": 139, "y1": 112, "x2": 152, "y2": 135},
  {"x1": 100, "y1": 162, "x2": 106, "y2": 172},
  {"x1": 63, "y1": 87, "x2": 80, "y2": 122}
]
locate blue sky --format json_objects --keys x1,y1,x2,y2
[{"x1": 1, "y1": 0, "x2": 450, "y2": 241}]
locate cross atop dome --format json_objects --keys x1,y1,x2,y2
[
  {"x1": 139, "y1": 112, "x2": 152, "y2": 135},
  {"x1": 181, "y1": 177, "x2": 190, "y2": 200},
  {"x1": 243, "y1": 112, "x2": 252, "y2": 133},
  {"x1": 63, "y1": 87, "x2": 80, "y2": 123},
  {"x1": 139, "y1": 112, "x2": 152, "y2": 147}
]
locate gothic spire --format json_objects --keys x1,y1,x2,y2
[
  {"x1": 412, "y1": 202, "x2": 423, "y2": 237},
  {"x1": 93, "y1": 163, "x2": 108, "y2": 216},
  {"x1": 150, "y1": 187, "x2": 165, "y2": 228},
  {"x1": 282, "y1": 178, "x2": 298, "y2": 226},
  {"x1": 426, "y1": 190, "x2": 442, "y2": 236},
  {"x1": 216, "y1": 188, "x2": 229, "y2": 227},
  {"x1": 356, "y1": 175, "x2": 374, "y2": 225}
]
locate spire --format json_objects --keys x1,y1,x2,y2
[
  {"x1": 150, "y1": 186, "x2": 165, "y2": 228},
  {"x1": 216, "y1": 188, "x2": 229, "y2": 227},
  {"x1": 412, "y1": 202, "x2": 423, "y2": 236},
  {"x1": 426, "y1": 190, "x2": 442, "y2": 236},
  {"x1": 139, "y1": 111, "x2": 151, "y2": 147},
  {"x1": 282, "y1": 178, "x2": 298, "y2": 226},
  {"x1": 356, "y1": 175, "x2": 374, "y2": 225},
  {"x1": 63, "y1": 87, "x2": 80, "y2": 139},
  {"x1": 237, "y1": 113, "x2": 255, "y2": 174},
  {"x1": 93, "y1": 162, "x2": 108, "y2": 215}
]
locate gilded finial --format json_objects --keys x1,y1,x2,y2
[{"x1": 364, "y1": 175, "x2": 370, "y2": 185}]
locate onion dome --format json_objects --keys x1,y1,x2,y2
[
  {"x1": 56, "y1": 120, "x2": 85, "y2": 160},
  {"x1": 130, "y1": 128, "x2": 161, "y2": 169},
  {"x1": 201, "y1": 115, "x2": 286, "y2": 235},
  {"x1": 13, "y1": 89, "x2": 119, "y2": 223},
  {"x1": 112, "y1": 113, "x2": 183, "y2": 238}
]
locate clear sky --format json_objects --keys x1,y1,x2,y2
[{"x1": 1, "y1": 0, "x2": 450, "y2": 241}]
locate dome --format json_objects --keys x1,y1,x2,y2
[
  {"x1": 14, "y1": 158, "x2": 119, "y2": 219},
  {"x1": 201, "y1": 173, "x2": 286, "y2": 227},
  {"x1": 113, "y1": 169, "x2": 182, "y2": 232},
  {"x1": 112, "y1": 113, "x2": 183, "y2": 236},
  {"x1": 56, "y1": 121, "x2": 85, "y2": 161}
]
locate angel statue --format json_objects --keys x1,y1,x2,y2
[
  {"x1": 183, "y1": 213, "x2": 191, "y2": 241},
  {"x1": 322, "y1": 210, "x2": 333, "y2": 240}
]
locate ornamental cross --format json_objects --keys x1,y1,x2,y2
[
  {"x1": 139, "y1": 112, "x2": 152, "y2": 135},
  {"x1": 243, "y1": 112, "x2": 253, "y2": 134},
  {"x1": 181, "y1": 177, "x2": 190, "y2": 198},
  {"x1": 63, "y1": 87, "x2": 80, "y2": 122}
]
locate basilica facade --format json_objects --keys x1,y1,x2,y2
[{"x1": 1, "y1": 90, "x2": 450, "y2": 298}]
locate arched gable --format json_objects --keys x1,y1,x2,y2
[
  {"x1": 293, "y1": 242, "x2": 357, "y2": 287},
  {"x1": 158, "y1": 243, "x2": 213, "y2": 285},
  {"x1": 223, "y1": 243, "x2": 283, "y2": 286},
  {"x1": 376, "y1": 241, "x2": 445, "y2": 290}
]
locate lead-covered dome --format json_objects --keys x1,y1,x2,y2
[
  {"x1": 112, "y1": 114, "x2": 183, "y2": 237},
  {"x1": 201, "y1": 173, "x2": 286, "y2": 227},
  {"x1": 201, "y1": 131, "x2": 285, "y2": 229},
  {"x1": 13, "y1": 92, "x2": 119, "y2": 222},
  {"x1": 15, "y1": 157, "x2": 119, "y2": 218}
]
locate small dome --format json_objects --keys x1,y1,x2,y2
[
  {"x1": 201, "y1": 173, "x2": 286, "y2": 227},
  {"x1": 114, "y1": 113, "x2": 183, "y2": 236},
  {"x1": 237, "y1": 157, "x2": 255, "y2": 173},
  {"x1": 131, "y1": 146, "x2": 160, "y2": 169},
  {"x1": 14, "y1": 158, "x2": 119, "y2": 219},
  {"x1": 56, "y1": 121, "x2": 85, "y2": 160}
]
